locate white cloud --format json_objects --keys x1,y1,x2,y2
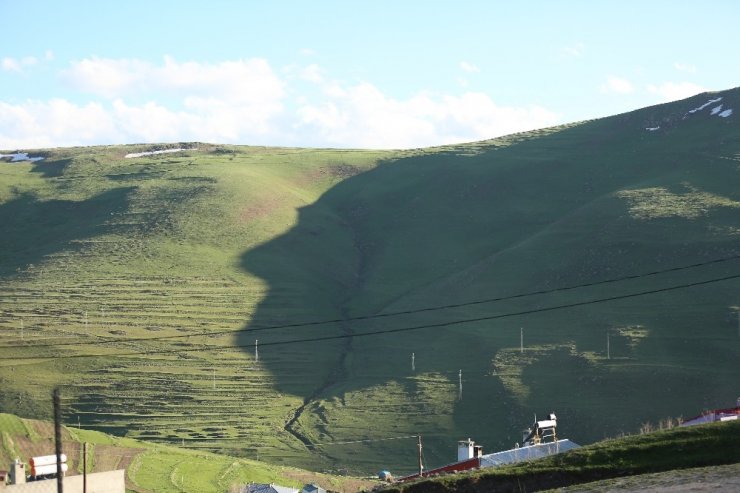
[
  {"x1": 45, "y1": 50, "x2": 55, "y2": 61},
  {"x1": 673, "y1": 62, "x2": 697, "y2": 73},
  {"x1": 560, "y1": 42, "x2": 585, "y2": 58},
  {"x1": 2, "y1": 58, "x2": 22, "y2": 72},
  {"x1": 459, "y1": 61, "x2": 480, "y2": 73},
  {"x1": 62, "y1": 56, "x2": 285, "y2": 105},
  {"x1": 297, "y1": 82, "x2": 559, "y2": 149},
  {"x1": 2, "y1": 53, "x2": 50, "y2": 73},
  {"x1": 1, "y1": 57, "x2": 561, "y2": 150},
  {"x1": 600, "y1": 76, "x2": 634, "y2": 95},
  {"x1": 647, "y1": 81, "x2": 705, "y2": 101},
  {"x1": 300, "y1": 64, "x2": 324, "y2": 83},
  {"x1": 0, "y1": 99, "x2": 118, "y2": 148}
]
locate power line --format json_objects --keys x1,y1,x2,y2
[
  {"x1": 4, "y1": 271, "x2": 738, "y2": 362},
  {"x1": 306, "y1": 434, "x2": 419, "y2": 448},
  {"x1": 1, "y1": 253, "x2": 738, "y2": 350}
]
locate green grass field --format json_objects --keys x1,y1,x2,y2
[
  {"x1": 0, "y1": 412, "x2": 375, "y2": 493},
  {"x1": 1, "y1": 88, "x2": 739, "y2": 479}
]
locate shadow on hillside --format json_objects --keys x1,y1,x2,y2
[
  {"x1": 0, "y1": 187, "x2": 134, "y2": 276},
  {"x1": 236, "y1": 111, "x2": 740, "y2": 460},
  {"x1": 234, "y1": 144, "x2": 551, "y2": 405},
  {"x1": 30, "y1": 157, "x2": 72, "y2": 178}
]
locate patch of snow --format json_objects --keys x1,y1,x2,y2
[
  {"x1": 710, "y1": 104, "x2": 723, "y2": 115},
  {"x1": 687, "y1": 97, "x2": 722, "y2": 114},
  {"x1": 0, "y1": 152, "x2": 44, "y2": 162},
  {"x1": 124, "y1": 148, "x2": 194, "y2": 158},
  {"x1": 645, "y1": 126, "x2": 660, "y2": 131},
  {"x1": 719, "y1": 108, "x2": 733, "y2": 118}
]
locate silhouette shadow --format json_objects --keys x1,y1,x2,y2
[{"x1": 0, "y1": 187, "x2": 134, "y2": 276}]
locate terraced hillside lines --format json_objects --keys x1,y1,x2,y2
[
  {"x1": 0, "y1": 412, "x2": 376, "y2": 493},
  {"x1": 0, "y1": 143, "x2": 399, "y2": 472},
  {"x1": 0, "y1": 276, "x2": 260, "y2": 336},
  {"x1": 1, "y1": 89, "x2": 740, "y2": 475}
]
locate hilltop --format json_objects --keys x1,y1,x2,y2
[{"x1": 0, "y1": 87, "x2": 739, "y2": 474}]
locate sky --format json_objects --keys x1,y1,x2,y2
[{"x1": 2, "y1": 0, "x2": 739, "y2": 150}]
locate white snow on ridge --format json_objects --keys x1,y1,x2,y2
[
  {"x1": 719, "y1": 109, "x2": 733, "y2": 118},
  {"x1": 124, "y1": 148, "x2": 194, "y2": 158},
  {"x1": 0, "y1": 152, "x2": 44, "y2": 162},
  {"x1": 688, "y1": 97, "x2": 722, "y2": 114},
  {"x1": 646, "y1": 126, "x2": 660, "y2": 131},
  {"x1": 711, "y1": 104, "x2": 723, "y2": 115}
]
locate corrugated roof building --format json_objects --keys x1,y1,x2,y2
[{"x1": 241, "y1": 483, "x2": 299, "y2": 493}]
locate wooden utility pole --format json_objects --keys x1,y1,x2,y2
[
  {"x1": 53, "y1": 388, "x2": 64, "y2": 493},
  {"x1": 83, "y1": 442, "x2": 88, "y2": 493},
  {"x1": 417, "y1": 435, "x2": 423, "y2": 477},
  {"x1": 411, "y1": 352, "x2": 415, "y2": 372}
]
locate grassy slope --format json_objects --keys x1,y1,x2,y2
[
  {"x1": 380, "y1": 420, "x2": 740, "y2": 493},
  {"x1": 0, "y1": 89, "x2": 739, "y2": 476},
  {"x1": 0, "y1": 412, "x2": 375, "y2": 493}
]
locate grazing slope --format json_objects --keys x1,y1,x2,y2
[
  {"x1": 0, "y1": 412, "x2": 374, "y2": 493},
  {"x1": 0, "y1": 88, "x2": 739, "y2": 474}
]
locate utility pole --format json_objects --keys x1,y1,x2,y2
[
  {"x1": 520, "y1": 327, "x2": 523, "y2": 354},
  {"x1": 411, "y1": 352, "x2": 415, "y2": 372},
  {"x1": 458, "y1": 369, "x2": 463, "y2": 401},
  {"x1": 417, "y1": 435, "x2": 423, "y2": 478},
  {"x1": 607, "y1": 330, "x2": 610, "y2": 360},
  {"x1": 53, "y1": 388, "x2": 64, "y2": 493},
  {"x1": 83, "y1": 442, "x2": 88, "y2": 493},
  {"x1": 255, "y1": 339, "x2": 259, "y2": 362}
]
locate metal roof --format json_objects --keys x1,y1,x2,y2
[
  {"x1": 479, "y1": 439, "x2": 580, "y2": 468},
  {"x1": 242, "y1": 483, "x2": 299, "y2": 493}
]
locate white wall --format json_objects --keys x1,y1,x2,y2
[{"x1": 5, "y1": 470, "x2": 125, "y2": 493}]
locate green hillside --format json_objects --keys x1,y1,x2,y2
[
  {"x1": 380, "y1": 420, "x2": 740, "y2": 493},
  {"x1": 0, "y1": 88, "x2": 739, "y2": 475},
  {"x1": 0, "y1": 412, "x2": 374, "y2": 493}
]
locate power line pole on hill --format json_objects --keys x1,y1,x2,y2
[
  {"x1": 417, "y1": 435, "x2": 423, "y2": 477},
  {"x1": 458, "y1": 369, "x2": 462, "y2": 401},
  {"x1": 53, "y1": 388, "x2": 64, "y2": 493},
  {"x1": 411, "y1": 352, "x2": 415, "y2": 372},
  {"x1": 520, "y1": 327, "x2": 523, "y2": 354}
]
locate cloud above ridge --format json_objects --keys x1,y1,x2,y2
[{"x1": 1, "y1": 56, "x2": 561, "y2": 149}]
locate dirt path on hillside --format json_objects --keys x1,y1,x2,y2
[
  {"x1": 282, "y1": 214, "x2": 366, "y2": 466},
  {"x1": 283, "y1": 308, "x2": 355, "y2": 461},
  {"x1": 545, "y1": 463, "x2": 740, "y2": 492}
]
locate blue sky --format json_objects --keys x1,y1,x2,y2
[{"x1": 2, "y1": 0, "x2": 739, "y2": 149}]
